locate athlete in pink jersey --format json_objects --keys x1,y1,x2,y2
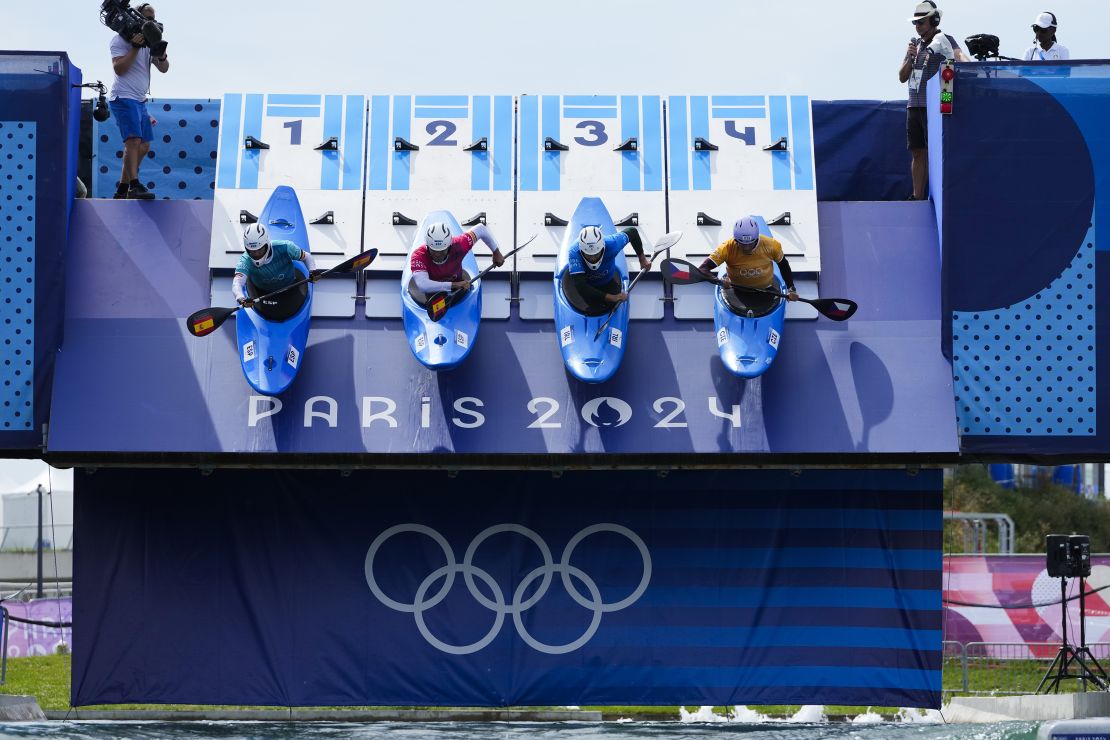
[{"x1": 410, "y1": 222, "x2": 504, "y2": 297}]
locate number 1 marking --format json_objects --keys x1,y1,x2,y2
[{"x1": 283, "y1": 120, "x2": 302, "y2": 146}]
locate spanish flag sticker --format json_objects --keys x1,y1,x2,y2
[
  {"x1": 431, "y1": 297, "x2": 447, "y2": 314},
  {"x1": 193, "y1": 316, "x2": 215, "y2": 334}
]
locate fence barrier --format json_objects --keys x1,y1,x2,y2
[{"x1": 943, "y1": 641, "x2": 1110, "y2": 698}]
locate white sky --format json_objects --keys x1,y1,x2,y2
[{"x1": 6, "y1": 0, "x2": 1107, "y2": 102}]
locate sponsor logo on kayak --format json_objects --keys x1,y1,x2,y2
[
  {"x1": 455, "y1": 330, "x2": 468, "y2": 349},
  {"x1": 717, "y1": 327, "x2": 729, "y2": 347},
  {"x1": 560, "y1": 325, "x2": 574, "y2": 347},
  {"x1": 768, "y1": 328, "x2": 780, "y2": 349},
  {"x1": 364, "y1": 523, "x2": 650, "y2": 655},
  {"x1": 247, "y1": 395, "x2": 743, "y2": 430},
  {"x1": 242, "y1": 341, "x2": 256, "y2": 362},
  {"x1": 286, "y1": 345, "x2": 300, "y2": 369},
  {"x1": 414, "y1": 333, "x2": 427, "y2": 352},
  {"x1": 608, "y1": 327, "x2": 622, "y2": 349}
]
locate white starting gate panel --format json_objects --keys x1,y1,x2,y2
[
  {"x1": 666, "y1": 95, "x2": 821, "y2": 275},
  {"x1": 363, "y1": 95, "x2": 515, "y2": 272},
  {"x1": 516, "y1": 95, "x2": 667, "y2": 277},
  {"x1": 209, "y1": 93, "x2": 367, "y2": 270}
]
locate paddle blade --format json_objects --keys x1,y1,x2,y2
[
  {"x1": 426, "y1": 292, "x2": 450, "y2": 322},
  {"x1": 338, "y1": 248, "x2": 379, "y2": 273},
  {"x1": 661, "y1": 258, "x2": 709, "y2": 286},
  {"x1": 186, "y1": 306, "x2": 235, "y2": 337},
  {"x1": 652, "y1": 230, "x2": 683, "y2": 254},
  {"x1": 810, "y1": 297, "x2": 858, "y2": 321}
]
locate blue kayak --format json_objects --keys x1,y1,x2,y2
[
  {"x1": 553, "y1": 197, "x2": 629, "y2": 383},
  {"x1": 401, "y1": 211, "x2": 482, "y2": 370},
  {"x1": 235, "y1": 185, "x2": 313, "y2": 396},
  {"x1": 713, "y1": 217, "x2": 787, "y2": 379}
]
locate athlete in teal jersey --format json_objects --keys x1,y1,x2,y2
[{"x1": 232, "y1": 223, "x2": 320, "y2": 320}]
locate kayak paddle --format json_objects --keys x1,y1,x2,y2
[
  {"x1": 660, "y1": 257, "x2": 857, "y2": 321},
  {"x1": 593, "y1": 231, "x2": 683, "y2": 341},
  {"x1": 425, "y1": 234, "x2": 537, "y2": 322},
  {"x1": 186, "y1": 248, "x2": 379, "y2": 337}
]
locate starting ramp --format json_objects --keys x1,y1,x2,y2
[
  {"x1": 49, "y1": 199, "x2": 954, "y2": 464},
  {"x1": 208, "y1": 92, "x2": 367, "y2": 319}
]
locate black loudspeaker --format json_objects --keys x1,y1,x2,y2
[{"x1": 1047, "y1": 534, "x2": 1091, "y2": 578}]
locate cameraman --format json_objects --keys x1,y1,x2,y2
[
  {"x1": 1024, "y1": 12, "x2": 1069, "y2": 61},
  {"x1": 898, "y1": 1, "x2": 967, "y2": 201},
  {"x1": 108, "y1": 2, "x2": 169, "y2": 200}
]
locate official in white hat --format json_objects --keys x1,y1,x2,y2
[
  {"x1": 1024, "y1": 12, "x2": 1069, "y2": 61},
  {"x1": 898, "y1": 1, "x2": 967, "y2": 200}
]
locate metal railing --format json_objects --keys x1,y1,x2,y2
[
  {"x1": 0, "y1": 525, "x2": 73, "y2": 552},
  {"x1": 944, "y1": 641, "x2": 1110, "y2": 697}
]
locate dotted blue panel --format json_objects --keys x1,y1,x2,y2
[
  {"x1": 93, "y1": 99, "x2": 220, "y2": 200},
  {"x1": 953, "y1": 224, "x2": 1096, "y2": 436},
  {"x1": 0, "y1": 121, "x2": 35, "y2": 430}
]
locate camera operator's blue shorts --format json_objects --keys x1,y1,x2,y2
[{"x1": 109, "y1": 97, "x2": 154, "y2": 143}]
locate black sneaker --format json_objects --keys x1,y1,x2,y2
[
  {"x1": 126, "y1": 181, "x2": 155, "y2": 200},
  {"x1": 113, "y1": 183, "x2": 129, "y2": 200}
]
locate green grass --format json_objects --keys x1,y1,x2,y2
[{"x1": 0, "y1": 653, "x2": 1065, "y2": 717}]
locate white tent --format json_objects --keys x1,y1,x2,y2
[{"x1": 0, "y1": 461, "x2": 73, "y2": 496}]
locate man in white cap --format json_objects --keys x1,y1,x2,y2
[
  {"x1": 898, "y1": 1, "x2": 967, "y2": 201},
  {"x1": 1024, "y1": 12, "x2": 1069, "y2": 61}
]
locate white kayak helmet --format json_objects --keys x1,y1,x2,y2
[
  {"x1": 733, "y1": 216, "x2": 761, "y2": 253},
  {"x1": 243, "y1": 223, "x2": 273, "y2": 267},
  {"x1": 578, "y1": 226, "x2": 605, "y2": 270},
  {"x1": 425, "y1": 222, "x2": 452, "y2": 264}
]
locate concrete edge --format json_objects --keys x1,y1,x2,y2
[
  {"x1": 46, "y1": 709, "x2": 605, "y2": 722},
  {"x1": 0, "y1": 694, "x2": 46, "y2": 721},
  {"x1": 945, "y1": 693, "x2": 1110, "y2": 723}
]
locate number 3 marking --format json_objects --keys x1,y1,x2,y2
[
  {"x1": 574, "y1": 120, "x2": 608, "y2": 147},
  {"x1": 426, "y1": 120, "x2": 458, "y2": 146}
]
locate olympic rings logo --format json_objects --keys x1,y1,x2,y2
[{"x1": 364, "y1": 523, "x2": 651, "y2": 655}]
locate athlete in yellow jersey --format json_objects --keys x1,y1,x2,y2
[{"x1": 699, "y1": 216, "x2": 798, "y2": 314}]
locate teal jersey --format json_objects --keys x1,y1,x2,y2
[{"x1": 235, "y1": 240, "x2": 305, "y2": 291}]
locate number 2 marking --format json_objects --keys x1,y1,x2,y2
[
  {"x1": 426, "y1": 120, "x2": 458, "y2": 146},
  {"x1": 283, "y1": 120, "x2": 302, "y2": 146},
  {"x1": 528, "y1": 397, "x2": 561, "y2": 428},
  {"x1": 653, "y1": 397, "x2": 688, "y2": 428},
  {"x1": 574, "y1": 120, "x2": 608, "y2": 147}
]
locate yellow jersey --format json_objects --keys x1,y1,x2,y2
[{"x1": 708, "y1": 235, "x2": 783, "y2": 289}]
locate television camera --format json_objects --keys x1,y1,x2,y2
[{"x1": 99, "y1": 0, "x2": 167, "y2": 57}]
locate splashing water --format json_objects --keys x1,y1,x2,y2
[
  {"x1": 851, "y1": 708, "x2": 884, "y2": 724},
  {"x1": 897, "y1": 707, "x2": 944, "y2": 723},
  {"x1": 787, "y1": 705, "x2": 827, "y2": 723},
  {"x1": 678, "y1": 706, "x2": 729, "y2": 723},
  {"x1": 730, "y1": 706, "x2": 769, "y2": 722}
]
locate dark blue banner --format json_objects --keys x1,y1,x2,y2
[
  {"x1": 812, "y1": 100, "x2": 910, "y2": 202},
  {"x1": 73, "y1": 468, "x2": 942, "y2": 708},
  {"x1": 0, "y1": 53, "x2": 79, "y2": 451},
  {"x1": 941, "y1": 62, "x2": 1110, "y2": 458}
]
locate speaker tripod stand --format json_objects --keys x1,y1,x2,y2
[{"x1": 1036, "y1": 576, "x2": 1110, "y2": 694}]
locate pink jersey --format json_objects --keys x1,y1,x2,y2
[{"x1": 410, "y1": 233, "x2": 476, "y2": 282}]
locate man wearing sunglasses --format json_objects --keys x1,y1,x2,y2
[
  {"x1": 108, "y1": 3, "x2": 169, "y2": 200},
  {"x1": 898, "y1": 1, "x2": 967, "y2": 201}
]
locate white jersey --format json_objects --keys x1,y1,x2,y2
[
  {"x1": 109, "y1": 34, "x2": 151, "y2": 102},
  {"x1": 1023, "y1": 43, "x2": 1070, "y2": 61}
]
